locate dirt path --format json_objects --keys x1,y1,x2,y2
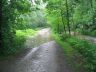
[
  {"x1": 70, "y1": 31, "x2": 96, "y2": 44},
  {"x1": 78, "y1": 35, "x2": 96, "y2": 44},
  {"x1": 0, "y1": 28, "x2": 76, "y2": 72}
]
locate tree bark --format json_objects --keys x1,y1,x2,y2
[
  {"x1": 60, "y1": 9, "x2": 66, "y2": 33},
  {"x1": 65, "y1": 0, "x2": 71, "y2": 35}
]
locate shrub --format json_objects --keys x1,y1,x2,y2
[
  {"x1": 66, "y1": 37, "x2": 96, "y2": 72},
  {"x1": 91, "y1": 30, "x2": 96, "y2": 37},
  {"x1": 0, "y1": 29, "x2": 37, "y2": 57},
  {"x1": 59, "y1": 33, "x2": 70, "y2": 40}
]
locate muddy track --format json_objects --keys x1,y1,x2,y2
[{"x1": 0, "y1": 28, "x2": 81, "y2": 72}]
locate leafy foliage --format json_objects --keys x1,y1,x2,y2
[
  {"x1": 1, "y1": 0, "x2": 47, "y2": 56},
  {"x1": 46, "y1": 0, "x2": 96, "y2": 36},
  {"x1": 66, "y1": 37, "x2": 96, "y2": 72},
  {"x1": 46, "y1": 0, "x2": 96, "y2": 71},
  {"x1": 1, "y1": 0, "x2": 31, "y2": 55}
]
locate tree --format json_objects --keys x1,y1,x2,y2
[{"x1": 1, "y1": 0, "x2": 31, "y2": 54}]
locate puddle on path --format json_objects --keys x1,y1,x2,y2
[{"x1": 24, "y1": 28, "x2": 52, "y2": 48}]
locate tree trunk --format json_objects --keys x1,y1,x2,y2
[
  {"x1": 65, "y1": 0, "x2": 71, "y2": 35},
  {"x1": 60, "y1": 9, "x2": 66, "y2": 33},
  {"x1": 90, "y1": 0, "x2": 95, "y2": 25}
]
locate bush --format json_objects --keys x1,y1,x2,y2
[
  {"x1": 81, "y1": 30, "x2": 96, "y2": 37},
  {"x1": 0, "y1": 29, "x2": 37, "y2": 57},
  {"x1": 16, "y1": 29, "x2": 37, "y2": 37},
  {"x1": 59, "y1": 33, "x2": 70, "y2": 40},
  {"x1": 66, "y1": 37, "x2": 96, "y2": 72}
]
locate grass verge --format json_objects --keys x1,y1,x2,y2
[
  {"x1": 66, "y1": 37, "x2": 96, "y2": 72},
  {"x1": 52, "y1": 32, "x2": 88, "y2": 72}
]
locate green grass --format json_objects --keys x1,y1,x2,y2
[
  {"x1": 66, "y1": 37, "x2": 96, "y2": 72},
  {"x1": 52, "y1": 32, "x2": 87, "y2": 72},
  {"x1": 16, "y1": 29, "x2": 37, "y2": 37},
  {"x1": 53, "y1": 33, "x2": 74, "y2": 57},
  {"x1": 52, "y1": 33, "x2": 74, "y2": 56},
  {"x1": 14, "y1": 29, "x2": 37, "y2": 52},
  {"x1": 52, "y1": 31, "x2": 96, "y2": 72}
]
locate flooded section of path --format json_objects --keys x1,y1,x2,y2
[
  {"x1": 0, "y1": 28, "x2": 78, "y2": 72},
  {"x1": 25, "y1": 28, "x2": 52, "y2": 48}
]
